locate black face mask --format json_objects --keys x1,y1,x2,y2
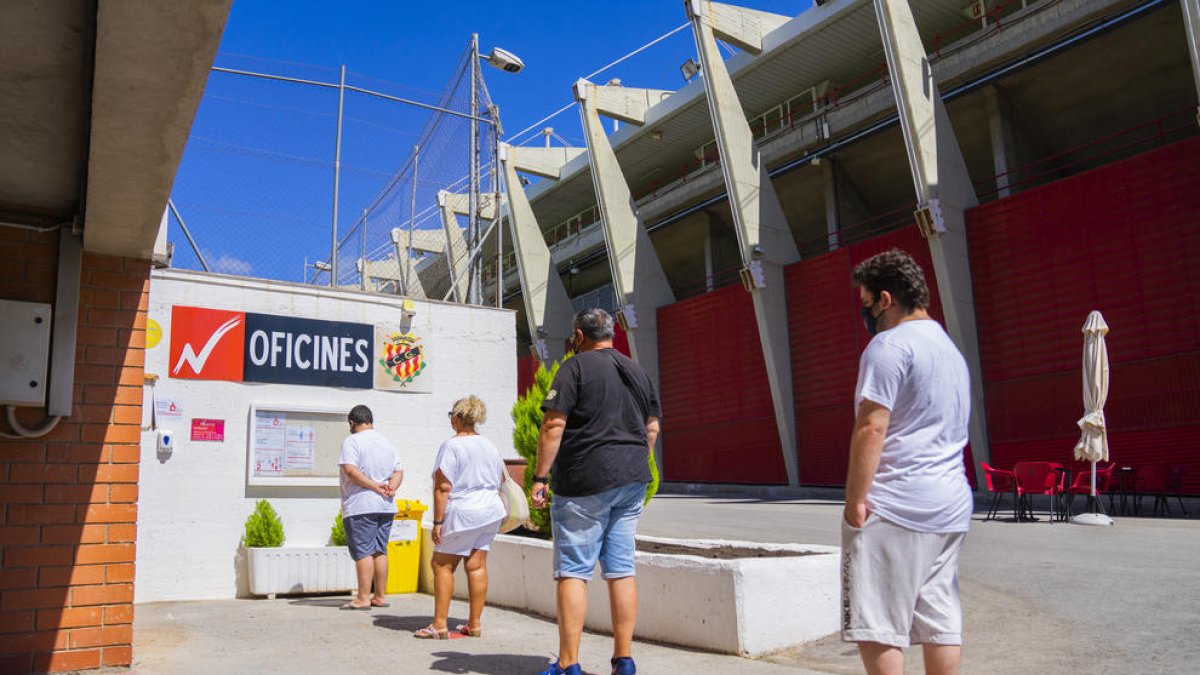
[{"x1": 862, "y1": 303, "x2": 881, "y2": 337}]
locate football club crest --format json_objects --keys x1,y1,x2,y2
[{"x1": 376, "y1": 330, "x2": 427, "y2": 388}]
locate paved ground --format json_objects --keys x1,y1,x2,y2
[{"x1": 123, "y1": 494, "x2": 1199, "y2": 674}]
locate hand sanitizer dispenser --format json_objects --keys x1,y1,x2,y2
[{"x1": 157, "y1": 429, "x2": 174, "y2": 454}]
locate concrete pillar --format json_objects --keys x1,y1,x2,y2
[
  {"x1": 704, "y1": 215, "x2": 716, "y2": 293},
  {"x1": 573, "y1": 79, "x2": 677, "y2": 399},
  {"x1": 437, "y1": 191, "x2": 471, "y2": 303},
  {"x1": 687, "y1": 0, "x2": 801, "y2": 486},
  {"x1": 390, "y1": 228, "x2": 448, "y2": 300},
  {"x1": 1182, "y1": 0, "x2": 1200, "y2": 124},
  {"x1": 498, "y1": 144, "x2": 585, "y2": 365},
  {"x1": 983, "y1": 86, "x2": 1018, "y2": 199},
  {"x1": 437, "y1": 192, "x2": 500, "y2": 303},
  {"x1": 874, "y1": 0, "x2": 991, "y2": 486},
  {"x1": 819, "y1": 158, "x2": 840, "y2": 251}
]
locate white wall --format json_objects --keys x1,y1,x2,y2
[{"x1": 135, "y1": 270, "x2": 516, "y2": 602}]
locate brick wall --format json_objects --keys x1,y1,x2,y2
[{"x1": 1, "y1": 226, "x2": 148, "y2": 673}]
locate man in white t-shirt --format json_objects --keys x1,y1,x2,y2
[
  {"x1": 338, "y1": 404, "x2": 403, "y2": 610},
  {"x1": 842, "y1": 249, "x2": 973, "y2": 675}
]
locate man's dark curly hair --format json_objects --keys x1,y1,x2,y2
[{"x1": 851, "y1": 249, "x2": 930, "y2": 311}]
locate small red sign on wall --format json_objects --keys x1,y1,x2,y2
[{"x1": 191, "y1": 418, "x2": 225, "y2": 442}]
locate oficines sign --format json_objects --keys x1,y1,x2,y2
[
  {"x1": 243, "y1": 313, "x2": 372, "y2": 388},
  {"x1": 170, "y1": 306, "x2": 373, "y2": 389}
]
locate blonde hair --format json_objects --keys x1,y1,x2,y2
[{"x1": 450, "y1": 395, "x2": 487, "y2": 428}]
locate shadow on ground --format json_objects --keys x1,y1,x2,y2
[
  {"x1": 287, "y1": 597, "x2": 352, "y2": 608},
  {"x1": 428, "y1": 651, "x2": 558, "y2": 674}
]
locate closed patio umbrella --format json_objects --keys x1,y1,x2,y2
[{"x1": 1072, "y1": 310, "x2": 1113, "y2": 526}]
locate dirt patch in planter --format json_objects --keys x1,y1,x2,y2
[{"x1": 636, "y1": 541, "x2": 828, "y2": 560}]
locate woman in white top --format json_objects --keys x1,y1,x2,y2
[{"x1": 413, "y1": 395, "x2": 506, "y2": 640}]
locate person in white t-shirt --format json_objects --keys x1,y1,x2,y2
[
  {"x1": 842, "y1": 249, "x2": 974, "y2": 675},
  {"x1": 412, "y1": 395, "x2": 505, "y2": 640},
  {"x1": 337, "y1": 405, "x2": 403, "y2": 611}
]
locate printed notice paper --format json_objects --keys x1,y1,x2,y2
[
  {"x1": 190, "y1": 418, "x2": 224, "y2": 442},
  {"x1": 285, "y1": 426, "x2": 316, "y2": 470},
  {"x1": 154, "y1": 398, "x2": 183, "y2": 418},
  {"x1": 254, "y1": 412, "x2": 286, "y2": 476}
]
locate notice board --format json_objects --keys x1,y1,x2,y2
[{"x1": 247, "y1": 404, "x2": 348, "y2": 486}]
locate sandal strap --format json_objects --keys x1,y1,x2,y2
[{"x1": 413, "y1": 624, "x2": 447, "y2": 639}]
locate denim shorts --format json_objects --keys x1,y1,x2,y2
[
  {"x1": 344, "y1": 512, "x2": 393, "y2": 561},
  {"x1": 550, "y1": 482, "x2": 646, "y2": 580}
]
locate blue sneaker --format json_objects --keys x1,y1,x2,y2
[
  {"x1": 611, "y1": 656, "x2": 636, "y2": 675},
  {"x1": 538, "y1": 660, "x2": 582, "y2": 675}
]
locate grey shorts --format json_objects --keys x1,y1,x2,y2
[
  {"x1": 841, "y1": 514, "x2": 966, "y2": 648},
  {"x1": 344, "y1": 513, "x2": 393, "y2": 560}
]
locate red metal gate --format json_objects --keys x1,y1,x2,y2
[{"x1": 657, "y1": 284, "x2": 787, "y2": 483}]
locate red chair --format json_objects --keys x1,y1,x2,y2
[
  {"x1": 1013, "y1": 462, "x2": 1064, "y2": 523},
  {"x1": 1139, "y1": 464, "x2": 1190, "y2": 516},
  {"x1": 1066, "y1": 463, "x2": 1115, "y2": 515},
  {"x1": 981, "y1": 462, "x2": 1018, "y2": 521}
]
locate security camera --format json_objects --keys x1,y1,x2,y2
[{"x1": 485, "y1": 47, "x2": 525, "y2": 74}]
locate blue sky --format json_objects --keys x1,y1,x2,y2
[{"x1": 170, "y1": 1, "x2": 812, "y2": 282}]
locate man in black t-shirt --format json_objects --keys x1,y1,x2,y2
[{"x1": 531, "y1": 308, "x2": 660, "y2": 675}]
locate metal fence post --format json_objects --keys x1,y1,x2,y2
[
  {"x1": 359, "y1": 209, "x2": 368, "y2": 291},
  {"x1": 330, "y1": 64, "x2": 346, "y2": 287},
  {"x1": 406, "y1": 145, "x2": 419, "y2": 296}
]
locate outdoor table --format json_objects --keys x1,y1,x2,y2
[
  {"x1": 1052, "y1": 466, "x2": 1073, "y2": 521},
  {"x1": 1115, "y1": 466, "x2": 1136, "y2": 515}
]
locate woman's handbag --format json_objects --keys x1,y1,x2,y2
[{"x1": 498, "y1": 470, "x2": 530, "y2": 533}]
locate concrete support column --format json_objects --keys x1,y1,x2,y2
[
  {"x1": 983, "y1": 86, "x2": 1018, "y2": 199},
  {"x1": 438, "y1": 192, "x2": 501, "y2": 303},
  {"x1": 1182, "y1": 0, "x2": 1200, "y2": 124},
  {"x1": 874, "y1": 0, "x2": 991, "y2": 486},
  {"x1": 704, "y1": 214, "x2": 716, "y2": 293},
  {"x1": 819, "y1": 158, "x2": 840, "y2": 250},
  {"x1": 573, "y1": 79, "x2": 677, "y2": 398},
  {"x1": 687, "y1": 0, "x2": 801, "y2": 486},
  {"x1": 437, "y1": 191, "x2": 472, "y2": 303},
  {"x1": 498, "y1": 144, "x2": 584, "y2": 365}
]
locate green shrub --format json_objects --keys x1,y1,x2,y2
[
  {"x1": 645, "y1": 447, "x2": 660, "y2": 505},
  {"x1": 243, "y1": 499, "x2": 284, "y2": 548},
  {"x1": 511, "y1": 352, "x2": 661, "y2": 535},
  {"x1": 512, "y1": 358, "x2": 564, "y2": 535},
  {"x1": 330, "y1": 510, "x2": 346, "y2": 546}
]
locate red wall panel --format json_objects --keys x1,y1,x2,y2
[
  {"x1": 968, "y1": 136, "x2": 1200, "y2": 491},
  {"x1": 515, "y1": 323, "x2": 629, "y2": 398},
  {"x1": 517, "y1": 353, "x2": 538, "y2": 397},
  {"x1": 786, "y1": 225, "x2": 960, "y2": 486},
  {"x1": 657, "y1": 284, "x2": 787, "y2": 483}
]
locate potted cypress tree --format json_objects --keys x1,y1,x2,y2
[{"x1": 244, "y1": 500, "x2": 357, "y2": 597}]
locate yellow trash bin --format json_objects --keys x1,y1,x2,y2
[{"x1": 386, "y1": 499, "x2": 427, "y2": 594}]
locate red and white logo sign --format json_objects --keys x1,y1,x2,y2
[{"x1": 169, "y1": 306, "x2": 246, "y2": 381}]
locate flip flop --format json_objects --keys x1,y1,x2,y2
[
  {"x1": 371, "y1": 602, "x2": 391, "y2": 608},
  {"x1": 455, "y1": 624, "x2": 482, "y2": 637},
  {"x1": 412, "y1": 624, "x2": 449, "y2": 639},
  {"x1": 339, "y1": 603, "x2": 372, "y2": 611}
]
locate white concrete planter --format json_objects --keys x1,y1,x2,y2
[
  {"x1": 246, "y1": 546, "x2": 357, "y2": 598},
  {"x1": 449, "y1": 534, "x2": 840, "y2": 656}
]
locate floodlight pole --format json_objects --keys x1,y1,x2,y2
[
  {"x1": 468, "y1": 34, "x2": 482, "y2": 305},
  {"x1": 330, "y1": 64, "x2": 346, "y2": 287}
]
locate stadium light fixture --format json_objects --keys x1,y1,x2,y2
[
  {"x1": 483, "y1": 47, "x2": 525, "y2": 74},
  {"x1": 680, "y1": 58, "x2": 701, "y2": 82}
]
